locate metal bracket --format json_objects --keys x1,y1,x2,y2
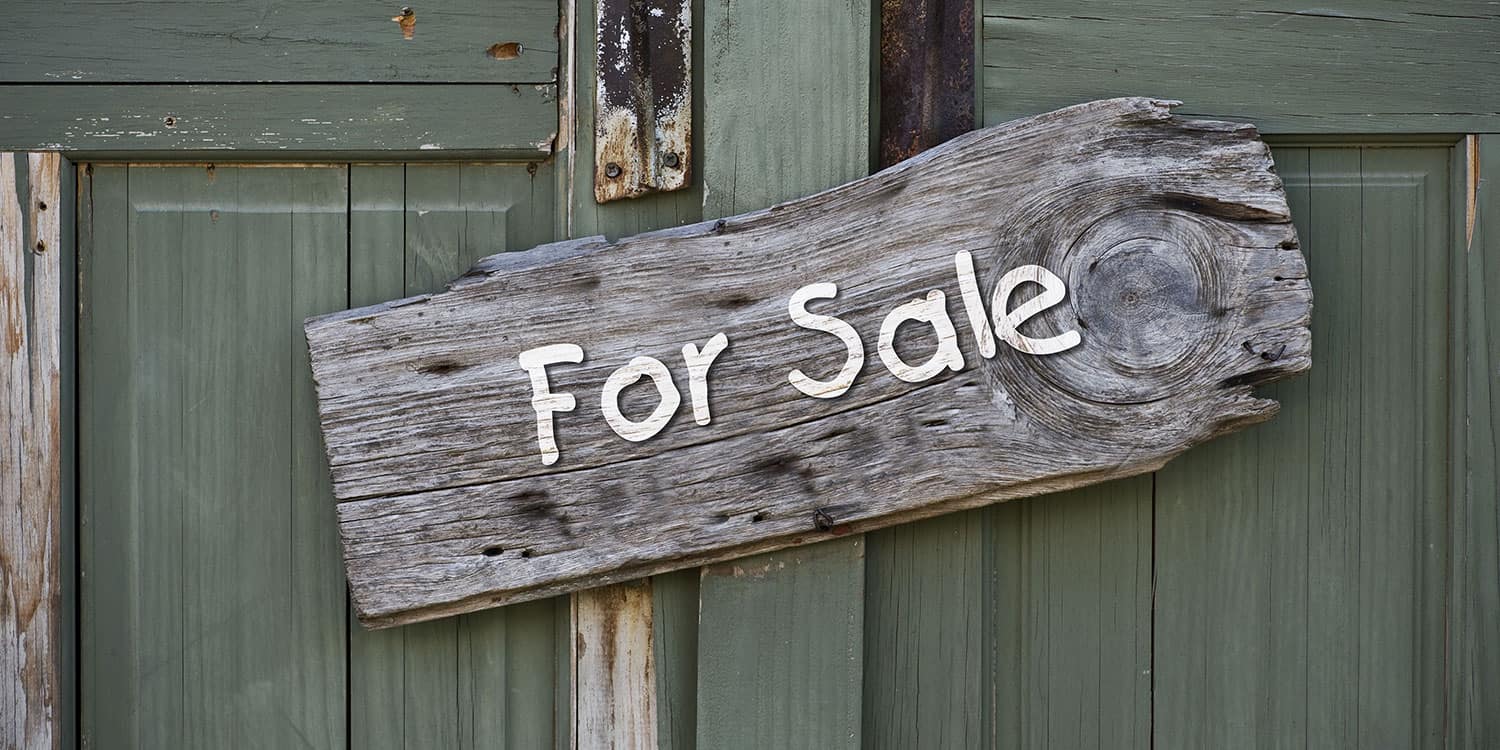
[{"x1": 594, "y1": 0, "x2": 691, "y2": 203}]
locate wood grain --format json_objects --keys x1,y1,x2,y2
[
  {"x1": 306, "y1": 97, "x2": 1311, "y2": 628},
  {"x1": 1, "y1": 152, "x2": 61, "y2": 750},
  {"x1": 575, "y1": 580, "x2": 659, "y2": 749},
  {"x1": 307, "y1": 96, "x2": 1314, "y2": 630}
]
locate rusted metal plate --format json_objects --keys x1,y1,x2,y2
[
  {"x1": 594, "y1": 0, "x2": 691, "y2": 203},
  {"x1": 879, "y1": 0, "x2": 975, "y2": 168}
]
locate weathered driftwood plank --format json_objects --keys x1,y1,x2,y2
[
  {"x1": 306, "y1": 98, "x2": 1312, "y2": 628},
  {"x1": 1, "y1": 152, "x2": 62, "y2": 750}
]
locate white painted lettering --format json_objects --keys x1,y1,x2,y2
[
  {"x1": 991, "y1": 265, "x2": 1081, "y2": 355},
  {"x1": 787, "y1": 282, "x2": 865, "y2": 399},
  {"x1": 518, "y1": 343, "x2": 584, "y2": 465},
  {"x1": 953, "y1": 251, "x2": 997, "y2": 359},
  {"x1": 681, "y1": 332, "x2": 729, "y2": 426},
  {"x1": 878, "y1": 289, "x2": 966, "y2": 382},
  {"x1": 601, "y1": 356, "x2": 682, "y2": 442}
]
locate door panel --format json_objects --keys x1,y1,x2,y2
[
  {"x1": 344, "y1": 163, "x2": 567, "y2": 750},
  {"x1": 80, "y1": 163, "x2": 567, "y2": 749},
  {"x1": 1153, "y1": 147, "x2": 1450, "y2": 749},
  {"x1": 81, "y1": 165, "x2": 350, "y2": 748}
]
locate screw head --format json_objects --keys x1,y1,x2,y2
[
  {"x1": 604, "y1": 162, "x2": 622, "y2": 179},
  {"x1": 662, "y1": 151, "x2": 680, "y2": 169}
]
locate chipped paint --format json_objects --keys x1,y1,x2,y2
[
  {"x1": 487, "y1": 42, "x2": 525, "y2": 60},
  {"x1": 392, "y1": 7, "x2": 416, "y2": 40},
  {"x1": 593, "y1": 0, "x2": 691, "y2": 202}
]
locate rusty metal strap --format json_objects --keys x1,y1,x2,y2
[{"x1": 594, "y1": 0, "x2": 691, "y2": 203}]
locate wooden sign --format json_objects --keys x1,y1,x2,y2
[{"x1": 306, "y1": 98, "x2": 1311, "y2": 628}]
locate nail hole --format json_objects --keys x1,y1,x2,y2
[
  {"x1": 36, "y1": 201, "x2": 47, "y2": 212},
  {"x1": 604, "y1": 162, "x2": 622, "y2": 179},
  {"x1": 163, "y1": 115, "x2": 177, "y2": 127},
  {"x1": 481, "y1": 546, "x2": 504, "y2": 557},
  {"x1": 34, "y1": 240, "x2": 46, "y2": 253},
  {"x1": 520, "y1": 548, "x2": 536, "y2": 558},
  {"x1": 751, "y1": 512, "x2": 766, "y2": 523},
  {"x1": 1273, "y1": 276, "x2": 1284, "y2": 282}
]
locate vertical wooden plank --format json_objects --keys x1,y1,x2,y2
[
  {"x1": 349, "y1": 162, "x2": 567, "y2": 750},
  {"x1": 693, "y1": 0, "x2": 871, "y2": 746},
  {"x1": 80, "y1": 166, "x2": 350, "y2": 748},
  {"x1": 125, "y1": 166, "x2": 187, "y2": 750},
  {"x1": 562, "y1": 0, "x2": 706, "y2": 746},
  {"x1": 576, "y1": 580, "x2": 659, "y2": 749},
  {"x1": 289, "y1": 167, "x2": 353, "y2": 749},
  {"x1": 861, "y1": 513, "x2": 985, "y2": 749},
  {"x1": 1, "y1": 151, "x2": 61, "y2": 750},
  {"x1": 696, "y1": 542, "x2": 866, "y2": 749},
  {"x1": 1450, "y1": 135, "x2": 1500, "y2": 748},
  {"x1": 982, "y1": 480, "x2": 1153, "y2": 749},
  {"x1": 1153, "y1": 146, "x2": 1451, "y2": 748},
  {"x1": 78, "y1": 164, "x2": 133, "y2": 750}
]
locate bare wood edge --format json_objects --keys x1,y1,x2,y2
[
  {"x1": 310, "y1": 97, "x2": 1311, "y2": 629},
  {"x1": 574, "y1": 580, "x2": 659, "y2": 748},
  {"x1": 1, "y1": 151, "x2": 63, "y2": 750}
]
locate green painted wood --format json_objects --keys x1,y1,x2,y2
[
  {"x1": 559, "y1": 2, "x2": 706, "y2": 746},
  {"x1": 980, "y1": 1, "x2": 1500, "y2": 133},
  {"x1": 692, "y1": 1, "x2": 870, "y2": 747},
  {"x1": 1153, "y1": 146, "x2": 1452, "y2": 748},
  {"x1": 984, "y1": 480, "x2": 1153, "y2": 749},
  {"x1": 58, "y1": 159, "x2": 77, "y2": 750},
  {"x1": 862, "y1": 513, "x2": 985, "y2": 749},
  {"x1": 0, "y1": 84, "x2": 557, "y2": 159},
  {"x1": 6, "y1": 0, "x2": 558, "y2": 83},
  {"x1": 1450, "y1": 136, "x2": 1500, "y2": 747},
  {"x1": 696, "y1": 541, "x2": 867, "y2": 749},
  {"x1": 346, "y1": 162, "x2": 570, "y2": 750},
  {"x1": 79, "y1": 165, "x2": 349, "y2": 748}
]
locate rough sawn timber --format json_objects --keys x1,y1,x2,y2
[
  {"x1": 305, "y1": 97, "x2": 1312, "y2": 628},
  {"x1": 1, "y1": 152, "x2": 62, "y2": 750}
]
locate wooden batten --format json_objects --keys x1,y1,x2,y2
[{"x1": 1, "y1": 152, "x2": 62, "y2": 750}]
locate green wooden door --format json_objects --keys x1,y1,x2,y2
[{"x1": 68, "y1": 1, "x2": 1498, "y2": 748}]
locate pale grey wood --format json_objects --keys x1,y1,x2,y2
[
  {"x1": 0, "y1": 152, "x2": 62, "y2": 750},
  {"x1": 575, "y1": 580, "x2": 659, "y2": 749},
  {"x1": 305, "y1": 98, "x2": 1312, "y2": 627}
]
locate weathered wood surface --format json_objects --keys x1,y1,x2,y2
[
  {"x1": 305, "y1": 97, "x2": 1312, "y2": 628},
  {"x1": 4, "y1": 0, "x2": 558, "y2": 83},
  {"x1": 981, "y1": 1, "x2": 1500, "y2": 133},
  {"x1": 0, "y1": 84, "x2": 557, "y2": 159},
  {"x1": 575, "y1": 580, "x2": 658, "y2": 749},
  {"x1": 1, "y1": 152, "x2": 62, "y2": 750}
]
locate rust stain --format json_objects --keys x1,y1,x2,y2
[
  {"x1": 392, "y1": 7, "x2": 416, "y2": 40},
  {"x1": 878, "y1": 0, "x2": 975, "y2": 168},
  {"x1": 487, "y1": 42, "x2": 524, "y2": 60}
]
